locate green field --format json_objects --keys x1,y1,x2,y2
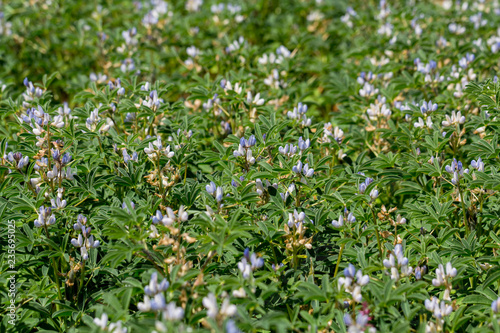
[{"x1": 1, "y1": 1, "x2": 500, "y2": 332}]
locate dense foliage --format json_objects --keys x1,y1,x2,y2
[{"x1": 2, "y1": 0, "x2": 500, "y2": 332}]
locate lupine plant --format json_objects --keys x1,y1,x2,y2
[{"x1": 3, "y1": 0, "x2": 500, "y2": 332}]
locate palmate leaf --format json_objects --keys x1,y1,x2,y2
[
  {"x1": 295, "y1": 281, "x2": 328, "y2": 302},
  {"x1": 10, "y1": 196, "x2": 37, "y2": 212},
  {"x1": 469, "y1": 136, "x2": 500, "y2": 159}
]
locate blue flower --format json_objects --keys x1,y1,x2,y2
[
  {"x1": 298, "y1": 136, "x2": 310, "y2": 151},
  {"x1": 492, "y1": 298, "x2": 500, "y2": 313},
  {"x1": 206, "y1": 181, "x2": 217, "y2": 195},
  {"x1": 145, "y1": 272, "x2": 169, "y2": 296},
  {"x1": 344, "y1": 263, "x2": 356, "y2": 278},
  {"x1": 471, "y1": 157, "x2": 484, "y2": 172},
  {"x1": 358, "y1": 177, "x2": 373, "y2": 194},
  {"x1": 240, "y1": 135, "x2": 256, "y2": 148},
  {"x1": 61, "y1": 153, "x2": 72, "y2": 165},
  {"x1": 419, "y1": 100, "x2": 438, "y2": 114}
]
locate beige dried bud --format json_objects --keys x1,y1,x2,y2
[
  {"x1": 182, "y1": 233, "x2": 197, "y2": 243},
  {"x1": 164, "y1": 257, "x2": 176, "y2": 264}
]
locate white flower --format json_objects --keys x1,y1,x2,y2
[
  {"x1": 279, "y1": 143, "x2": 298, "y2": 157},
  {"x1": 383, "y1": 244, "x2": 412, "y2": 280},
  {"x1": 414, "y1": 116, "x2": 433, "y2": 128},
  {"x1": 52, "y1": 115, "x2": 65, "y2": 128},
  {"x1": 431, "y1": 262, "x2": 456, "y2": 301},
  {"x1": 369, "y1": 188, "x2": 379, "y2": 200},
  {"x1": 425, "y1": 297, "x2": 453, "y2": 319},
  {"x1": 163, "y1": 302, "x2": 184, "y2": 321},
  {"x1": 148, "y1": 225, "x2": 160, "y2": 239},
  {"x1": 220, "y1": 298, "x2": 237, "y2": 317},
  {"x1": 367, "y1": 103, "x2": 391, "y2": 120},
  {"x1": 307, "y1": 10, "x2": 324, "y2": 22},
  {"x1": 449, "y1": 23, "x2": 465, "y2": 34},
  {"x1": 377, "y1": 22, "x2": 393, "y2": 36},
  {"x1": 51, "y1": 197, "x2": 67, "y2": 209},
  {"x1": 442, "y1": 111, "x2": 465, "y2": 127},
  {"x1": 203, "y1": 293, "x2": 219, "y2": 318},
  {"x1": 471, "y1": 158, "x2": 484, "y2": 172},
  {"x1": 32, "y1": 123, "x2": 44, "y2": 135},
  {"x1": 94, "y1": 313, "x2": 108, "y2": 329},
  {"x1": 138, "y1": 296, "x2": 151, "y2": 312},
  {"x1": 238, "y1": 258, "x2": 252, "y2": 278},
  {"x1": 302, "y1": 163, "x2": 314, "y2": 177},
  {"x1": 288, "y1": 209, "x2": 305, "y2": 228},
  {"x1": 86, "y1": 108, "x2": 101, "y2": 131},
  {"x1": 186, "y1": 46, "x2": 200, "y2": 58},
  {"x1": 332, "y1": 214, "x2": 344, "y2": 228},
  {"x1": 108, "y1": 321, "x2": 127, "y2": 333},
  {"x1": 359, "y1": 82, "x2": 378, "y2": 97},
  {"x1": 414, "y1": 117, "x2": 425, "y2": 128},
  {"x1": 338, "y1": 264, "x2": 369, "y2": 303},
  {"x1": 247, "y1": 91, "x2": 265, "y2": 105},
  {"x1": 395, "y1": 214, "x2": 406, "y2": 225},
  {"x1": 233, "y1": 287, "x2": 246, "y2": 298},
  {"x1": 232, "y1": 82, "x2": 243, "y2": 94}
]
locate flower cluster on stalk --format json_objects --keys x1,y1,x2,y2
[
  {"x1": 233, "y1": 135, "x2": 256, "y2": 166},
  {"x1": 344, "y1": 311, "x2": 376, "y2": 333},
  {"x1": 424, "y1": 296, "x2": 453, "y2": 332},
  {"x1": 71, "y1": 214, "x2": 100, "y2": 261},
  {"x1": 445, "y1": 158, "x2": 469, "y2": 186},
  {"x1": 237, "y1": 248, "x2": 264, "y2": 279},
  {"x1": 338, "y1": 264, "x2": 370, "y2": 303},
  {"x1": 431, "y1": 262, "x2": 457, "y2": 301},
  {"x1": 206, "y1": 181, "x2": 224, "y2": 203},
  {"x1": 332, "y1": 208, "x2": 356, "y2": 228},
  {"x1": 202, "y1": 293, "x2": 237, "y2": 321},
  {"x1": 292, "y1": 160, "x2": 314, "y2": 178},
  {"x1": 144, "y1": 136, "x2": 175, "y2": 159},
  {"x1": 287, "y1": 102, "x2": 311, "y2": 127},
  {"x1": 284, "y1": 209, "x2": 313, "y2": 252},
  {"x1": 94, "y1": 313, "x2": 128, "y2": 333},
  {"x1": 138, "y1": 272, "x2": 183, "y2": 321},
  {"x1": 6, "y1": 152, "x2": 29, "y2": 169},
  {"x1": 383, "y1": 244, "x2": 412, "y2": 280},
  {"x1": 34, "y1": 206, "x2": 56, "y2": 228}
]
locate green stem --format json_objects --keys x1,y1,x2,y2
[
  {"x1": 78, "y1": 260, "x2": 86, "y2": 297},
  {"x1": 478, "y1": 194, "x2": 484, "y2": 236},
  {"x1": 371, "y1": 207, "x2": 383, "y2": 260},
  {"x1": 135, "y1": 113, "x2": 139, "y2": 136},
  {"x1": 270, "y1": 242, "x2": 279, "y2": 267},
  {"x1": 458, "y1": 182, "x2": 469, "y2": 236},
  {"x1": 291, "y1": 228, "x2": 298, "y2": 269},
  {"x1": 97, "y1": 136, "x2": 109, "y2": 167},
  {"x1": 292, "y1": 246, "x2": 298, "y2": 269},
  {"x1": 43, "y1": 226, "x2": 63, "y2": 304},
  {"x1": 47, "y1": 123, "x2": 52, "y2": 170},
  {"x1": 52, "y1": 259, "x2": 63, "y2": 301},
  {"x1": 334, "y1": 242, "x2": 345, "y2": 277},
  {"x1": 156, "y1": 154, "x2": 164, "y2": 204},
  {"x1": 453, "y1": 123, "x2": 461, "y2": 158},
  {"x1": 295, "y1": 183, "x2": 301, "y2": 207},
  {"x1": 183, "y1": 162, "x2": 188, "y2": 185}
]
